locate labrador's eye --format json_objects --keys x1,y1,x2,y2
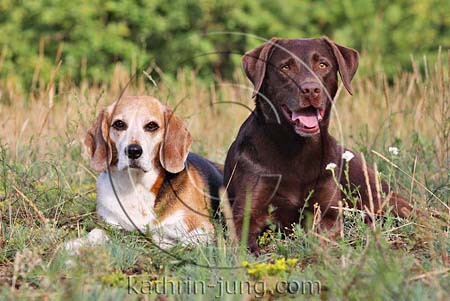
[
  {"x1": 112, "y1": 120, "x2": 127, "y2": 131},
  {"x1": 318, "y1": 62, "x2": 328, "y2": 70},
  {"x1": 144, "y1": 121, "x2": 159, "y2": 132},
  {"x1": 281, "y1": 64, "x2": 290, "y2": 71}
]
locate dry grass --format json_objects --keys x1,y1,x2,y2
[
  {"x1": 0, "y1": 64, "x2": 252, "y2": 165},
  {"x1": 1, "y1": 53, "x2": 448, "y2": 168}
]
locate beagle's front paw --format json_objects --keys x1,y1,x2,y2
[{"x1": 64, "y1": 228, "x2": 109, "y2": 255}]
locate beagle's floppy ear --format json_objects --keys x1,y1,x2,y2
[
  {"x1": 85, "y1": 109, "x2": 114, "y2": 172},
  {"x1": 322, "y1": 36, "x2": 359, "y2": 95},
  {"x1": 242, "y1": 37, "x2": 280, "y2": 98},
  {"x1": 159, "y1": 108, "x2": 192, "y2": 174}
]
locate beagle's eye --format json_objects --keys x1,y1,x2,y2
[
  {"x1": 144, "y1": 121, "x2": 159, "y2": 132},
  {"x1": 281, "y1": 64, "x2": 290, "y2": 71},
  {"x1": 112, "y1": 120, "x2": 127, "y2": 131},
  {"x1": 318, "y1": 62, "x2": 328, "y2": 70}
]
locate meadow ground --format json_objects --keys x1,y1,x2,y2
[{"x1": 0, "y1": 52, "x2": 449, "y2": 300}]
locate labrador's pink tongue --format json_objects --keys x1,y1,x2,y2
[{"x1": 292, "y1": 110, "x2": 318, "y2": 128}]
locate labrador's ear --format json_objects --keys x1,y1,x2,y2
[
  {"x1": 242, "y1": 37, "x2": 280, "y2": 98},
  {"x1": 85, "y1": 109, "x2": 114, "y2": 172},
  {"x1": 322, "y1": 36, "x2": 359, "y2": 95},
  {"x1": 159, "y1": 108, "x2": 192, "y2": 174}
]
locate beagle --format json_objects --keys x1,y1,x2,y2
[{"x1": 81, "y1": 95, "x2": 222, "y2": 249}]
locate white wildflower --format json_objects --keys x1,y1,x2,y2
[
  {"x1": 388, "y1": 146, "x2": 399, "y2": 155},
  {"x1": 342, "y1": 150, "x2": 355, "y2": 162},
  {"x1": 326, "y1": 163, "x2": 337, "y2": 171}
]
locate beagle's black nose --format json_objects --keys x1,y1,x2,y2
[{"x1": 125, "y1": 144, "x2": 143, "y2": 159}]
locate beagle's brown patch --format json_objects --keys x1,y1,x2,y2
[
  {"x1": 154, "y1": 165, "x2": 213, "y2": 232},
  {"x1": 150, "y1": 170, "x2": 166, "y2": 196}
]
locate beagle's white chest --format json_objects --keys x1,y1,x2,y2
[{"x1": 96, "y1": 169, "x2": 158, "y2": 231}]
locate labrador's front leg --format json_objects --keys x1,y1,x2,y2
[{"x1": 232, "y1": 175, "x2": 281, "y2": 254}]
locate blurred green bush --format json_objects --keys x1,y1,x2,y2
[{"x1": 0, "y1": 0, "x2": 449, "y2": 90}]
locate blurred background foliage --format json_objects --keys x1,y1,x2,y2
[{"x1": 0, "y1": 0, "x2": 449, "y2": 91}]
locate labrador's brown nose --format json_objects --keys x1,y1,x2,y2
[{"x1": 300, "y1": 82, "x2": 321, "y2": 99}]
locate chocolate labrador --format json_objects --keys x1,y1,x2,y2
[{"x1": 224, "y1": 37, "x2": 412, "y2": 253}]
